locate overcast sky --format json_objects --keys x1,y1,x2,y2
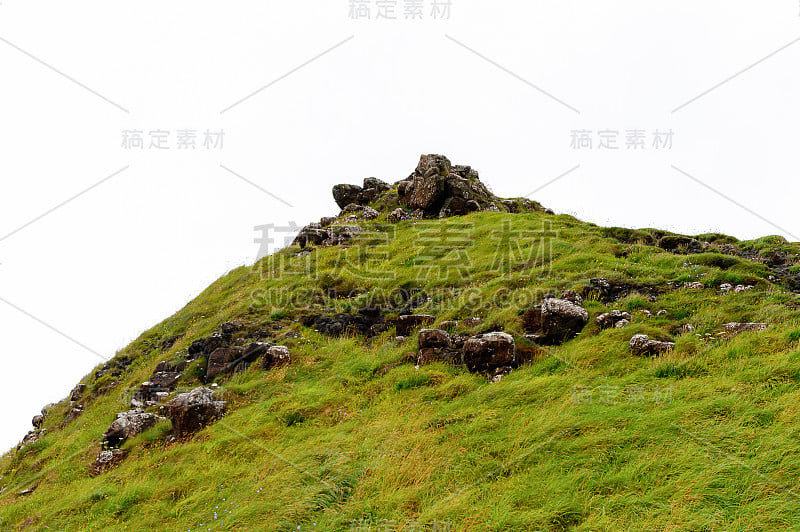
[{"x1": 1, "y1": 1, "x2": 798, "y2": 451}]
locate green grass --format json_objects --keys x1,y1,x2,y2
[{"x1": 2, "y1": 210, "x2": 800, "y2": 531}]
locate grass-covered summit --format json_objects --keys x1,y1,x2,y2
[{"x1": 3, "y1": 155, "x2": 800, "y2": 531}]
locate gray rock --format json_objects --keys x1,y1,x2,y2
[
  {"x1": 332, "y1": 184, "x2": 363, "y2": 209},
  {"x1": 723, "y1": 322, "x2": 768, "y2": 336},
  {"x1": 462, "y1": 332, "x2": 515, "y2": 371},
  {"x1": 262, "y1": 346, "x2": 291, "y2": 370},
  {"x1": 596, "y1": 310, "x2": 632, "y2": 330},
  {"x1": 629, "y1": 334, "x2": 675, "y2": 357},
  {"x1": 166, "y1": 387, "x2": 226, "y2": 437},
  {"x1": 103, "y1": 409, "x2": 161, "y2": 447}
]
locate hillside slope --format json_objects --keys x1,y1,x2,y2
[{"x1": 3, "y1": 155, "x2": 800, "y2": 531}]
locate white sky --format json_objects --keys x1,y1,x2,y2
[{"x1": 0, "y1": 1, "x2": 798, "y2": 451}]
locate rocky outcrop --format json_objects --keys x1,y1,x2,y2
[
  {"x1": 524, "y1": 295, "x2": 589, "y2": 344},
  {"x1": 205, "y1": 347, "x2": 246, "y2": 381},
  {"x1": 69, "y1": 384, "x2": 86, "y2": 402},
  {"x1": 723, "y1": 322, "x2": 768, "y2": 336},
  {"x1": 658, "y1": 235, "x2": 707, "y2": 254},
  {"x1": 166, "y1": 387, "x2": 226, "y2": 438},
  {"x1": 396, "y1": 155, "x2": 539, "y2": 218},
  {"x1": 294, "y1": 224, "x2": 364, "y2": 248},
  {"x1": 596, "y1": 310, "x2": 632, "y2": 330},
  {"x1": 102, "y1": 409, "x2": 162, "y2": 448},
  {"x1": 17, "y1": 428, "x2": 46, "y2": 450},
  {"x1": 332, "y1": 178, "x2": 390, "y2": 209},
  {"x1": 629, "y1": 334, "x2": 675, "y2": 357},
  {"x1": 91, "y1": 449, "x2": 127, "y2": 476},
  {"x1": 303, "y1": 308, "x2": 388, "y2": 337},
  {"x1": 462, "y1": 332, "x2": 516, "y2": 372},
  {"x1": 261, "y1": 346, "x2": 291, "y2": 370},
  {"x1": 387, "y1": 208, "x2": 409, "y2": 223},
  {"x1": 132, "y1": 360, "x2": 188, "y2": 408},
  {"x1": 582, "y1": 278, "x2": 658, "y2": 303},
  {"x1": 188, "y1": 333, "x2": 230, "y2": 360},
  {"x1": 416, "y1": 329, "x2": 462, "y2": 366}
]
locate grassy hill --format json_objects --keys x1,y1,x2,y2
[{"x1": 3, "y1": 158, "x2": 800, "y2": 531}]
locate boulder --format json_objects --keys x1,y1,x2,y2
[
  {"x1": 629, "y1": 334, "x2": 675, "y2": 357},
  {"x1": 166, "y1": 387, "x2": 226, "y2": 437},
  {"x1": 307, "y1": 308, "x2": 385, "y2": 337},
  {"x1": 102, "y1": 409, "x2": 161, "y2": 448},
  {"x1": 462, "y1": 332, "x2": 515, "y2": 372},
  {"x1": 595, "y1": 310, "x2": 632, "y2": 330},
  {"x1": 396, "y1": 314, "x2": 436, "y2": 336},
  {"x1": 187, "y1": 333, "x2": 229, "y2": 359},
  {"x1": 387, "y1": 208, "x2": 408, "y2": 223},
  {"x1": 323, "y1": 225, "x2": 363, "y2": 247},
  {"x1": 332, "y1": 184, "x2": 363, "y2": 209},
  {"x1": 560, "y1": 290, "x2": 583, "y2": 306},
  {"x1": 418, "y1": 329, "x2": 451, "y2": 350},
  {"x1": 31, "y1": 415, "x2": 44, "y2": 429},
  {"x1": 293, "y1": 224, "x2": 328, "y2": 248},
  {"x1": 723, "y1": 322, "x2": 768, "y2": 336},
  {"x1": 582, "y1": 278, "x2": 657, "y2": 303},
  {"x1": 69, "y1": 383, "x2": 86, "y2": 402},
  {"x1": 262, "y1": 346, "x2": 291, "y2": 370},
  {"x1": 614, "y1": 319, "x2": 631, "y2": 329},
  {"x1": 91, "y1": 449, "x2": 128, "y2": 476},
  {"x1": 17, "y1": 429, "x2": 45, "y2": 450},
  {"x1": 242, "y1": 341, "x2": 272, "y2": 362},
  {"x1": 205, "y1": 347, "x2": 246, "y2": 381},
  {"x1": 361, "y1": 206, "x2": 380, "y2": 220},
  {"x1": 658, "y1": 235, "x2": 706, "y2": 254},
  {"x1": 359, "y1": 178, "x2": 390, "y2": 204},
  {"x1": 525, "y1": 298, "x2": 588, "y2": 344}
]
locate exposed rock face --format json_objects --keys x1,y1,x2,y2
[
  {"x1": 396, "y1": 314, "x2": 436, "y2": 337},
  {"x1": 397, "y1": 155, "x2": 505, "y2": 218},
  {"x1": 524, "y1": 297, "x2": 588, "y2": 344},
  {"x1": 629, "y1": 334, "x2": 675, "y2": 357},
  {"x1": 132, "y1": 360, "x2": 188, "y2": 408},
  {"x1": 205, "y1": 347, "x2": 247, "y2": 381},
  {"x1": 658, "y1": 235, "x2": 707, "y2": 254},
  {"x1": 31, "y1": 415, "x2": 44, "y2": 429},
  {"x1": 332, "y1": 178, "x2": 391, "y2": 209},
  {"x1": 242, "y1": 341, "x2": 271, "y2": 364},
  {"x1": 303, "y1": 308, "x2": 387, "y2": 337},
  {"x1": 333, "y1": 184, "x2": 363, "y2": 209},
  {"x1": 166, "y1": 387, "x2": 226, "y2": 438},
  {"x1": 188, "y1": 333, "x2": 230, "y2": 360},
  {"x1": 261, "y1": 346, "x2": 291, "y2": 370},
  {"x1": 462, "y1": 332, "x2": 515, "y2": 372},
  {"x1": 91, "y1": 449, "x2": 127, "y2": 476},
  {"x1": 69, "y1": 384, "x2": 86, "y2": 402},
  {"x1": 582, "y1": 278, "x2": 657, "y2": 303},
  {"x1": 17, "y1": 428, "x2": 46, "y2": 450},
  {"x1": 418, "y1": 329, "x2": 452, "y2": 349},
  {"x1": 102, "y1": 409, "x2": 161, "y2": 448},
  {"x1": 387, "y1": 208, "x2": 408, "y2": 223},
  {"x1": 416, "y1": 328, "x2": 463, "y2": 365},
  {"x1": 596, "y1": 310, "x2": 632, "y2": 330},
  {"x1": 723, "y1": 322, "x2": 768, "y2": 336}
]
